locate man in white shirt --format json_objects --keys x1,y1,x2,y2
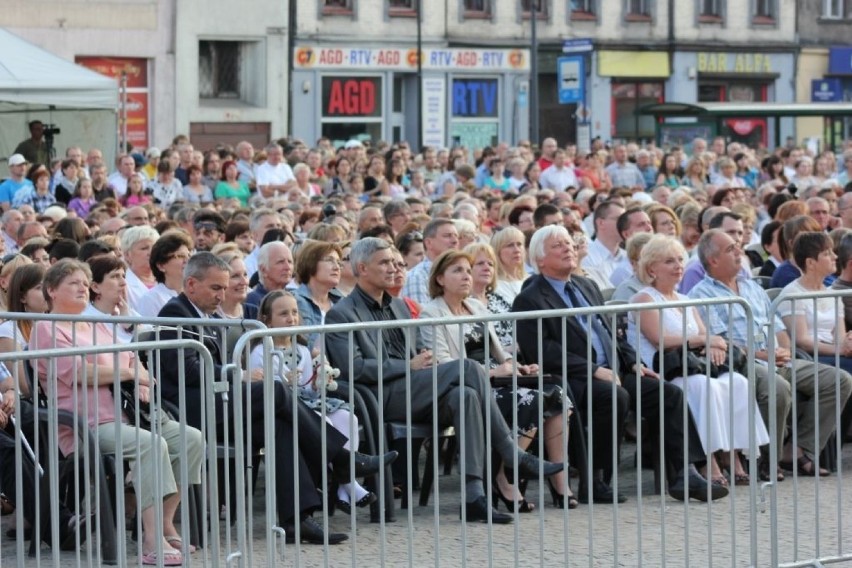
[
  {"x1": 539, "y1": 149, "x2": 578, "y2": 192},
  {"x1": 604, "y1": 145, "x2": 645, "y2": 191},
  {"x1": 107, "y1": 154, "x2": 136, "y2": 198},
  {"x1": 235, "y1": 140, "x2": 256, "y2": 188},
  {"x1": 256, "y1": 143, "x2": 296, "y2": 199},
  {"x1": 609, "y1": 207, "x2": 653, "y2": 287},
  {"x1": 581, "y1": 200, "x2": 626, "y2": 290}
]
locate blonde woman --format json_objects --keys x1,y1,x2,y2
[{"x1": 488, "y1": 227, "x2": 529, "y2": 352}]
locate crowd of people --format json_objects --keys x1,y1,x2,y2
[{"x1": 1, "y1": 125, "x2": 852, "y2": 560}]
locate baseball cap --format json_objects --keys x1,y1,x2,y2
[
  {"x1": 344, "y1": 140, "x2": 364, "y2": 149},
  {"x1": 145, "y1": 147, "x2": 161, "y2": 159},
  {"x1": 8, "y1": 154, "x2": 27, "y2": 166}
]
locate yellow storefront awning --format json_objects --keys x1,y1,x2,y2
[{"x1": 598, "y1": 51, "x2": 670, "y2": 78}]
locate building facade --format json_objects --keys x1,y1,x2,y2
[
  {"x1": 0, "y1": 0, "x2": 289, "y2": 154},
  {"x1": 796, "y1": 0, "x2": 852, "y2": 149}
]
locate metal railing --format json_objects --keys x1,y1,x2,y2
[
  {"x1": 767, "y1": 288, "x2": 852, "y2": 568},
  {"x1": 0, "y1": 293, "x2": 850, "y2": 567}
]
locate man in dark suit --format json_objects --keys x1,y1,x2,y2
[
  {"x1": 325, "y1": 237, "x2": 563, "y2": 524},
  {"x1": 513, "y1": 226, "x2": 727, "y2": 503},
  {"x1": 156, "y1": 252, "x2": 396, "y2": 544}
]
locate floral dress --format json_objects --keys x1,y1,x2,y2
[{"x1": 463, "y1": 321, "x2": 565, "y2": 434}]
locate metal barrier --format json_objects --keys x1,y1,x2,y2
[
  {"x1": 226, "y1": 295, "x2": 777, "y2": 567},
  {"x1": 0, "y1": 313, "x2": 265, "y2": 568},
  {"x1": 1, "y1": 293, "x2": 850, "y2": 567},
  {"x1": 766, "y1": 288, "x2": 852, "y2": 568}
]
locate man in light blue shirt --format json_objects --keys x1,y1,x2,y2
[{"x1": 689, "y1": 229, "x2": 852, "y2": 479}]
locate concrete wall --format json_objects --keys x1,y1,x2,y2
[
  {"x1": 173, "y1": 0, "x2": 289, "y2": 142},
  {"x1": 798, "y1": 0, "x2": 852, "y2": 45},
  {"x1": 0, "y1": 0, "x2": 175, "y2": 155}
]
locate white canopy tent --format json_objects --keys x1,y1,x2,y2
[{"x1": 0, "y1": 28, "x2": 119, "y2": 168}]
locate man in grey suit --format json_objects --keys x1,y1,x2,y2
[{"x1": 325, "y1": 238, "x2": 562, "y2": 523}]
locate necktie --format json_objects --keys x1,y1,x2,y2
[{"x1": 565, "y1": 281, "x2": 615, "y2": 367}]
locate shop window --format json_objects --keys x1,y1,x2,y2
[
  {"x1": 823, "y1": 0, "x2": 850, "y2": 18},
  {"x1": 463, "y1": 0, "x2": 491, "y2": 18},
  {"x1": 625, "y1": 0, "x2": 652, "y2": 20},
  {"x1": 389, "y1": 0, "x2": 417, "y2": 16},
  {"x1": 322, "y1": 0, "x2": 354, "y2": 14},
  {"x1": 611, "y1": 82, "x2": 663, "y2": 141},
  {"x1": 697, "y1": 0, "x2": 724, "y2": 22},
  {"x1": 521, "y1": 0, "x2": 548, "y2": 19},
  {"x1": 198, "y1": 40, "x2": 265, "y2": 107},
  {"x1": 752, "y1": 0, "x2": 776, "y2": 24},
  {"x1": 571, "y1": 0, "x2": 597, "y2": 20}
]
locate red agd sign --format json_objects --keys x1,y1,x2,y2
[
  {"x1": 321, "y1": 76, "x2": 382, "y2": 118},
  {"x1": 76, "y1": 56, "x2": 150, "y2": 148}
]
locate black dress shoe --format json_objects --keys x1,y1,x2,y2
[
  {"x1": 59, "y1": 514, "x2": 89, "y2": 551},
  {"x1": 285, "y1": 516, "x2": 348, "y2": 545},
  {"x1": 669, "y1": 470, "x2": 728, "y2": 502},
  {"x1": 578, "y1": 479, "x2": 627, "y2": 504},
  {"x1": 504, "y1": 453, "x2": 563, "y2": 483},
  {"x1": 461, "y1": 495, "x2": 513, "y2": 524},
  {"x1": 336, "y1": 492, "x2": 377, "y2": 515},
  {"x1": 332, "y1": 450, "x2": 399, "y2": 482}
]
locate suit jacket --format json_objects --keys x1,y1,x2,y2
[
  {"x1": 512, "y1": 273, "x2": 637, "y2": 402},
  {"x1": 324, "y1": 288, "x2": 425, "y2": 388},
  {"x1": 420, "y1": 296, "x2": 508, "y2": 364},
  {"x1": 156, "y1": 293, "x2": 226, "y2": 429}
]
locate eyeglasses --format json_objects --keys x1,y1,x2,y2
[
  {"x1": 400, "y1": 231, "x2": 423, "y2": 243},
  {"x1": 169, "y1": 252, "x2": 191, "y2": 261},
  {"x1": 394, "y1": 261, "x2": 407, "y2": 270},
  {"x1": 195, "y1": 222, "x2": 221, "y2": 232}
]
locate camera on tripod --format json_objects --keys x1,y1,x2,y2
[{"x1": 43, "y1": 124, "x2": 61, "y2": 138}]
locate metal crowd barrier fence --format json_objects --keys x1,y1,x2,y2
[
  {"x1": 1, "y1": 293, "x2": 850, "y2": 567},
  {"x1": 766, "y1": 288, "x2": 852, "y2": 568},
  {"x1": 225, "y1": 295, "x2": 780, "y2": 567},
  {"x1": 0, "y1": 313, "x2": 265, "y2": 568}
]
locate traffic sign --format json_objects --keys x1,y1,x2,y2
[{"x1": 562, "y1": 38, "x2": 593, "y2": 54}]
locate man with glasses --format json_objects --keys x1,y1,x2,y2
[
  {"x1": 581, "y1": 200, "x2": 626, "y2": 291},
  {"x1": 192, "y1": 210, "x2": 226, "y2": 252}
]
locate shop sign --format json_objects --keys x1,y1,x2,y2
[
  {"x1": 422, "y1": 77, "x2": 446, "y2": 148},
  {"x1": 321, "y1": 77, "x2": 382, "y2": 118},
  {"x1": 829, "y1": 48, "x2": 852, "y2": 76},
  {"x1": 295, "y1": 46, "x2": 529, "y2": 72},
  {"x1": 76, "y1": 56, "x2": 149, "y2": 148},
  {"x1": 562, "y1": 38, "x2": 593, "y2": 54},
  {"x1": 451, "y1": 79, "x2": 499, "y2": 118},
  {"x1": 696, "y1": 52, "x2": 772, "y2": 74},
  {"x1": 812, "y1": 79, "x2": 843, "y2": 102}
]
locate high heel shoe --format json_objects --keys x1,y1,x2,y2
[
  {"x1": 547, "y1": 478, "x2": 578, "y2": 510},
  {"x1": 492, "y1": 480, "x2": 535, "y2": 513}
]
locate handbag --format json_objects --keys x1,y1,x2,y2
[
  {"x1": 110, "y1": 383, "x2": 153, "y2": 430},
  {"x1": 652, "y1": 344, "x2": 748, "y2": 380},
  {"x1": 652, "y1": 347, "x2": 718, "y2": 380}
]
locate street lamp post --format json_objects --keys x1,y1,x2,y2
[{"x1": 529, "y1": 0, "x2": 539, "y2": 145}]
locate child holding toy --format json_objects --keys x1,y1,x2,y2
[{"x1": 251, "y1": 290, "x2": 376, "y2": 513}]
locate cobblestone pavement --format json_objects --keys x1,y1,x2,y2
[{"x1": 4, "y1": 443, "x2": 852, "y2": 567}]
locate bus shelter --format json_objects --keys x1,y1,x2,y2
[{"x1": 636, "y1": 102, "x2": 852, "y2": 152}]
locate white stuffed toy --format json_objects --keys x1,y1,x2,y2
[{"x1": 310, "y1": 354, "x2": 340, "y2": 392}]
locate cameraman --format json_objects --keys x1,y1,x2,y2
[{"x1": 13, "y1": 120, "x2": 49, "y2": 167}]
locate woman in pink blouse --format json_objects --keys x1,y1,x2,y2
[{"x1": 31, "y1": 259, "x2": 204, "y2": 565}]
